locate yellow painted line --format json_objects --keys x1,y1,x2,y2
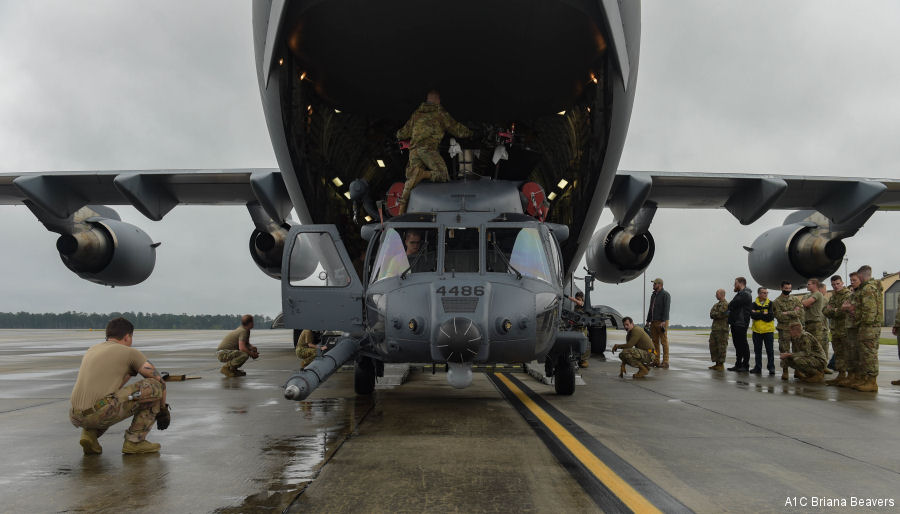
[{"x1": 494, "y1": 373, "x2": 662, "y2": 514}]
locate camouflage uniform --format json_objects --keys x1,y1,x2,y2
[
  {"x1": 784, "y1": 330, "x2": 826, "y2": 377},
  {"x1": 823, "y1": 287, "x2": 852, "y2": 375},
  {"x1": 69, "y1": 378, "x2": 165, "y2": 443},
  {"x1": 852, "y1": 279, "x2": 883, "y2": 378},
  {"x1": 618, "y1": 328, "x2": 655, "y2": 369},
  {"x1": 396, "y1": 102, "x2": 472, "y2": 212},
  {"x1": 708, "y1": 299, "x2": 729, "y2": 363},
  {"x1": 773, "y1": 293, "x2": 803, "y2": 373},
  {"x1": 802, "y1": 291, "x2": 827, "y2": 360},
  {"x1": 216, "y1": 349, "x2": 249, "y2": 369},
  {"x1": 295, "y1": 329, "x2": 319, "y2": 368}
]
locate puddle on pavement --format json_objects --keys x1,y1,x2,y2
[{"x1": 216, "y1": 395, "x2": 374, "y2": 513}]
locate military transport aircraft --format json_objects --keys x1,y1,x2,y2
[{"x1": 1, "y1": 1, "x2": 899, "y2": 398}]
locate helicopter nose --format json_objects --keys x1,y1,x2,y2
[{"x1": 435, "y1": 317, "x2": 483, "y2": 362}]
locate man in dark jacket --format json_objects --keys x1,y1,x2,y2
[
  {"x1": 727, "y1": 277, "x2": 753, "y2": 371},
  {"x1": 646, "y1": 278, "x2": 672, "y2": 368}
]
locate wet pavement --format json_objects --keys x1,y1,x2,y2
[{"x1": 1, "y1": 329, "x2": 899, "y2": 513}]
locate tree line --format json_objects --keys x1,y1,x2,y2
[{"x1": 0, "y1": 312, "x2": 276, "y2": 330}]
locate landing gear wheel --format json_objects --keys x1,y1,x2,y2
[
  {"x1": 354, "y1": 357, "x2": 376, "y2": 395},
  {"x1": 554, "y1": 355, "x2": 576, "y2": 395}
]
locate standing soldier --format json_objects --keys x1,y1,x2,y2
[
  {"x1": 773, "y1": 280, "x2": 804, "y2": 380},
  {"x1": 801, "y1": 278, "x2": 827, "y2": 361},
  {"x1": 708, "y1": 289, "x2": 729, "y2": 370},
  {"x1": 646, "y1": 278, "x2": 671, "y2": 368},
  {"x1": 781, "y1": 321, "x2": 827, "y2": 383},
  {"x1": 892, "y1": 303, "x2": 900, "y2": 386},
  {"x1": 823, "y1": 275, "x2": 852, "y2": 386},
  {"x1": 612, "y1": 317, "x2": 655, "y2": 379},
  {"x1": 842, "y1": 265, "x2": 882, "y2": 392},
  {"x1": 395, "y1": 90, "x2": 473, "y2": 214},
  {"x1": 566, "y1": 291, "x2": 591, "y2": 368},
  {"x1": 840, "y1": 272, "x2": 862, "y2": 387}
]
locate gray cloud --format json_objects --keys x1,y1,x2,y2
[{"x1": 0, "y1": 0, "x2": 898, "y2": 324}]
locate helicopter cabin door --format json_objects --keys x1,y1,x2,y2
[{"x1": 280, "y1": 224, "x2": 364, "y2": 333}]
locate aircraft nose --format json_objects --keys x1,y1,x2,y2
[{"x1": 435, "y1": 317, "x2": 483, "y2": 362}]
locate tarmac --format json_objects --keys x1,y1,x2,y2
[{"x1": 0, "y1": 328, "x2": 898, "y2": 513}]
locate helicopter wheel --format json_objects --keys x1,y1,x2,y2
[
  {"x1": 554, "y1": 354, "x2": 576, "y2": 395},
  {"x1": 354, "y1": 357, "x2": 376, "y2": 395}
]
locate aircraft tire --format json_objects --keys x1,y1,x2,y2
[
  {"x1": 554, "y1": 355, "x2": 576, "y2": 395},
  {"x1": 354, "y1": 357, "x2": 376, "y2": 395}
]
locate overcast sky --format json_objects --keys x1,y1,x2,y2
[{"x1": 1, "y1": 1, "x2": 898, "y2": 325}]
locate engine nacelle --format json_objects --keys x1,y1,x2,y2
[
  {"x1": 585, "y1": 223, "x2": 655, "y2": 283},
  {"x1": 747, "y1": 223, "x2": 846, "y2": 288},
  {"x1": 56, "y1": 218, "x2": 157, "y2": 286},
  {"x1": 249, "y1": 225, "x2": 289, "y2": 279}
]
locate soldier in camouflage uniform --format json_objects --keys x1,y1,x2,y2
[
  {"x1": 781, "y1": 322, "x2": 827, "y2": 383},
  {"x1": 801, "y1": 278, "x2": 828, "y2": 361},
  {"x1": 216, "y1": 315, "x2": 259, "y2": 377},
  {"x1": 892, "y1": 302, "x2": 900, "y2": 386},
  {"x1": 708, "y1": 289, "x2": 729, "y2": 370},
  {"x1": 823, "y1": 275, "x2": 852, "y2": 386},
  {"x1": 612, "y1": 317, "x2": 655, "y2": 379},
  {"x1": 773, "y1": 280, "x2": 804, "y2": 381},
  {"x1": 840, "y1": 272, "x2": 862, "y2": 387},
  {"x1": 296, "y1": 329, "x2": 327, "y2": 368},
  {"x1": 395, "y1": 90, "x2": 473, "y2": 214},
  {"x1": 69, "y1": 318, "x2": 169, "y2": 455},
  {"x1": 842, "y1": 266, "x2": 882, "y2": 392}
]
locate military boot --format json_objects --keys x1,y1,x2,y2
[
  {"x1": 79, "y1": 429, "x2": 102, "y2": 455},
  {"x1": 846, "y1": 373, "x2": 866, "y2": 388},
  {"x1": 890, "y1": 379, "x2": 900, "y2": 386},
  {"x1": 802, "y1": 371, "x2": 825, "y2": 383},
  {"x1": 852, "y1": 375, "x2": 878, "y2": 392},
  {"x1": 233, "y1": 368, "x2": 247, "y2": 376},
  {"x1": 781, "y1": 369, "x2": 789, "y2": 381},
  {"x1": 579, "y1": 359, "x2": 590, "y2": 369},
  {"x1": 709, "y1": 362, "x2": 724, "y2": 371},
  {"x1": 634, "y1": 364, "x2": 650, "y2": 379},
  {"x1": 220, "y1": 365, "x2": 236, "y2": 377},
  {"x1": 122, "y1": 439, "x2": 161, "y2": 454},
  {"x1": 618, "y1": 363, "x2": 626, "y2": 378},
  {"x1": 837, "y1": 372, "x2": 856, "y2": 387},
  {"x1": 825, "y1": 371, "x2": 846, "y2": 386}
]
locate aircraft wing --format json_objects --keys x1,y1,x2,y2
[
  {"x1": 607, "y1": 171, "x2": 900, "y2": 226},
  {"x1": 0, "y1": 168, "x2": 286, "y2": 222}
]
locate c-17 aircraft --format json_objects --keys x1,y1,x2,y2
[{"x1": 1, "y1": 1, "x2": 899, "y2": 399}]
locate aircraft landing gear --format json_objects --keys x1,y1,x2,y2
[
  {"x1": 354, "y1": 356, "x2": 376, "y2": 395},
  {"x1": 553, "y1": 353, "x2": 576, "y2": 395}
]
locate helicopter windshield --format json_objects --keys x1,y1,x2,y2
[
  {"x1": 487, "y1": 227, "x2": 553, "y2": 283},
  {"x1": 370, "y1": 228, "x2": 436, "y2": 283}
]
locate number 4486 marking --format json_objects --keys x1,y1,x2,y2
[{"x1": 436, "y1": 285, "x2": 484, "y2": 296}]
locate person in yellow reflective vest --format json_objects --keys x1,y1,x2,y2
[{"x1": 749, "y1": 287, "x2": 776, "y2": 375}]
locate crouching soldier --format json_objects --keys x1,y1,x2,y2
[
  {"x1": 612, "y1": 317, "x2": 655, "y2": 379},
  {"x1": 780, "y1": 321, "x2": 827, "y2": 383},
  {"x1": 296, "y1": 330, "x2": 328, "y2": 368},
  {"x1": 216, "y1": 314, "x2": 259, "y2": 377},
  {"x1": 69, "y1": 317, "x2": 170, "y2": 455}
]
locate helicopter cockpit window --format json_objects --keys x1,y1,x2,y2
[
  {"x1": 370, "y1": 228, "x2": 437, "y2": 283},
  {"x1": 487, "y1": 227, "x2": 553, "y2": 283},
  {"x1": 444, "y1": 228, "x2": 479, "y2": 273},
  {"x1": 288, "y1": 232, "x2": 351, "y2": 287}
]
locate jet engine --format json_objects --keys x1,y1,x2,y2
[
  {"x1": 56, "y1": 218, "x2": 157, "y2": 286},
  {"x1": 747, "y1": 223, "x2": 845, "y2": 288},
  {"x1": 249, "y1": 225, "x2": 289, "y2": 279},
  {"x1": 585, "y1": 223, "x2": 655, "y2": 283}
]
